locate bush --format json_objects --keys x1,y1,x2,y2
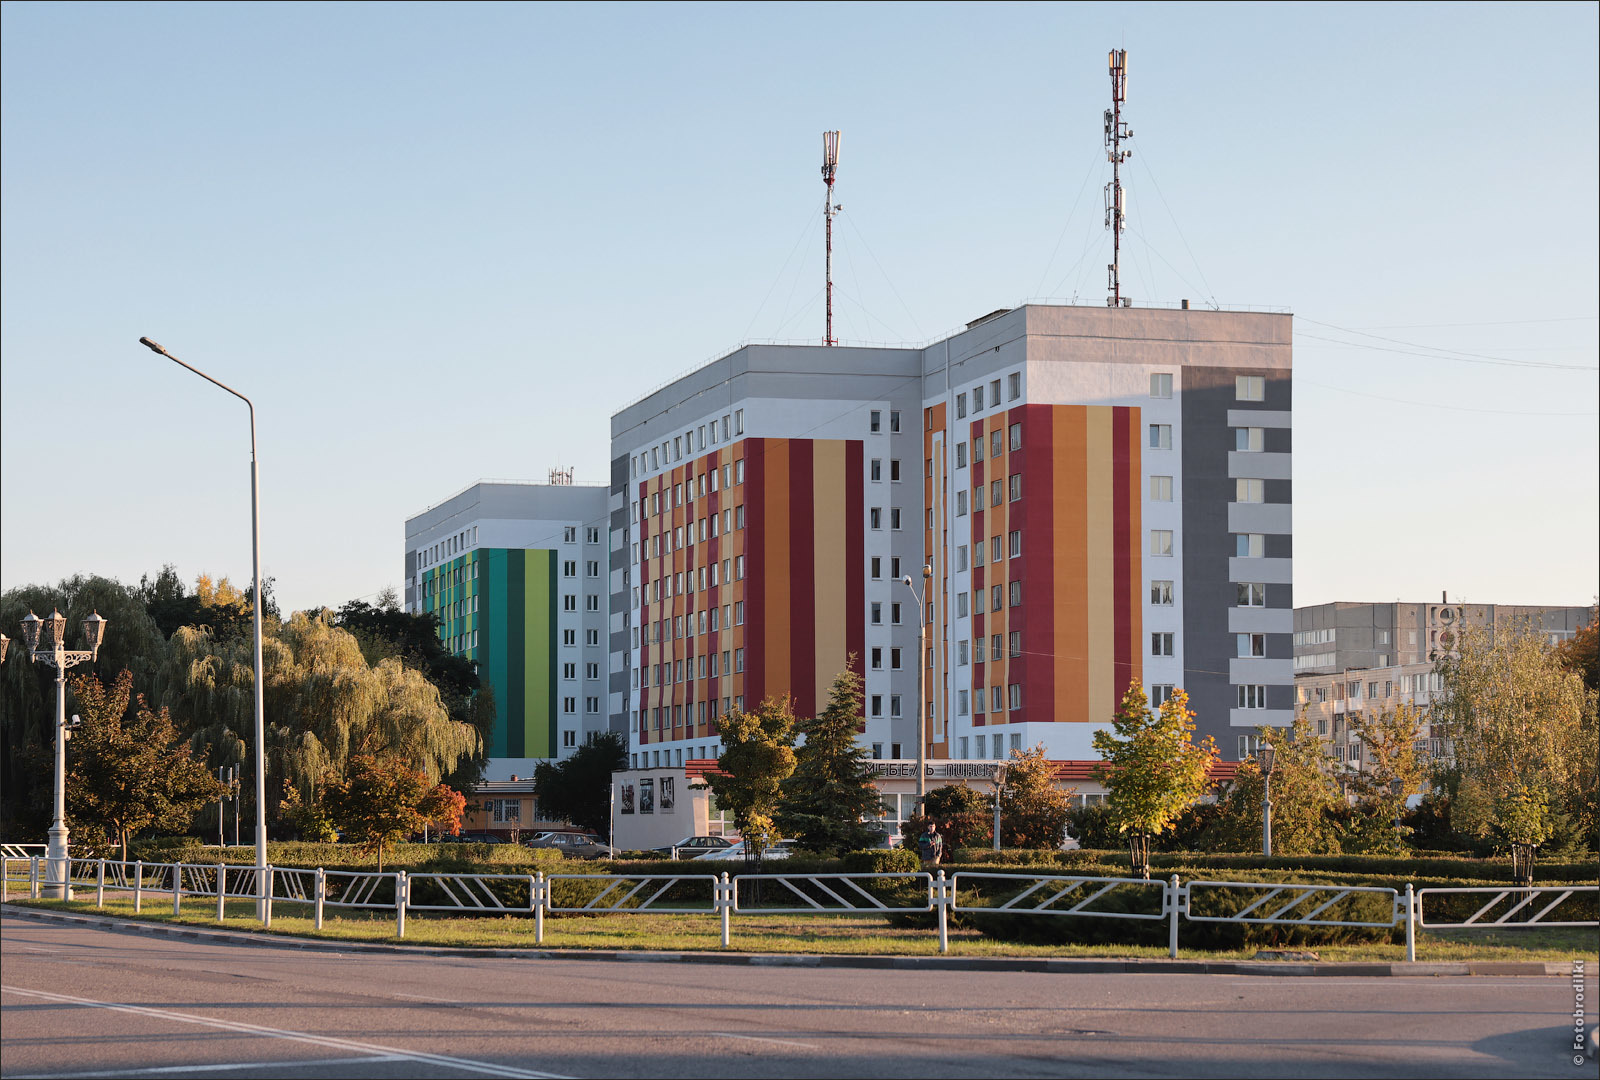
[{"x1": 842, "y1": 847, "x2": 920, "y2": 874}]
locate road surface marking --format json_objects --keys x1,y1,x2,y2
[
  {"x1": 12, "y1": 1054, "x2": 408, "y2": 1078},
  {"x1": 0, "y1": 985, "x2": 569, "y2": 1079},
  {"x1": 709, "y1": 1032, "x2": 819, "y2": 1049},
  {"x1": 393, "y1": 991, "x2": 465, "y2": 1003}
]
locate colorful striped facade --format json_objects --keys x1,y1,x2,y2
[
  {"x1": 613, "y1": 305, "x2": 1294, "y2": 766},
  {"x1": 420, "y1": 547, "x2": 559, "y2": 759},
  {"x1": 633, "y1": 438, "x2": 865, "y2": 745}
]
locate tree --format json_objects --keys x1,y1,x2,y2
[
  {"x1": 775, "y1": 662, "x2": 881, "y2": 854},
  {"x1": 531, "y1": 731, "x2": 628, "y2": 840},
  {"x1": 919, "y1": 784, "x2": 994, "y2": 850},
  {"x1": 1555, "y1": 606, "x2": 1599, "y2": 694},
  {"x1": 1092, "y1": 685, "x2": 1217, "y2": 877},
  {"x1": 66, "y1": 670, "x2": 222, "y2": 857},
  {"x1": 1207, "y1": 709, "x2": 1344, "y2": 856},
  {"x1": 1344, "y1": 701, "x2": 1430, "y2": 853},
  {"x1": 324, "y1": 755, "x2": 463, "y2": 870},
  {"x1": 998, "y1": 746, "x2": 1074, "y2": 850},
  {"x1": 693, "y1": 696, "x2": 796, "y2": 861},
  {"x1": 1434, "y1": 620, "x2": 1598, "y2": 879},
  {"x1": 334, "y1": 597, "x2": 491, "y2": 790}
]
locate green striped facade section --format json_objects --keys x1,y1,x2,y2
[{"x1": 422, "y1": 548, "x2": 557, "y2": 759}]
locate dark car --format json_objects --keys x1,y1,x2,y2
[
  {"x1": 524, "y1": 830, "x2": 613, "y2": 860},
  {"x1": 444, "y1": 831, "x2": 506, "y2": 844},
  {"x1": 652, "y1": 835, "x2": 735, "y2": 858}
]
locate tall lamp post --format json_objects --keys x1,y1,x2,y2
[
  {"x1": 1258, "y1": 743, "x2": 1276, "y2": 858},
  {"x1": 139, "y1": 336, "x2": 268, "y2": 918},
  {"x1": 901, "y1": 565, "x2": 933, "y2": 814},
  {"x1": 19, "y1": 609, "x2": 108, "y2": 898}
]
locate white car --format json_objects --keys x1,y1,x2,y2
[{"x1": 692, "y1": 839, "x2": 796, "y2": 861}]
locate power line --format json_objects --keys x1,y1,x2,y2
[
  {"x1": 1298, "y1": 317, "x2": 1597, "y2": 371},
  {"x1": 1298, "y1": 378, "x2": 1599, "y2": 417}
]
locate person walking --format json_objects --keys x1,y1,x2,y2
[{"x1": 916, "y1": 820, "x2": 943, "y2": 868}]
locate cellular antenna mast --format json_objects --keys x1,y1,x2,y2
[
  {"x1": 822, "y1": 130, "x2": 842, "y2": 346},
  {"x1": 1104, "y1": 49, "x2": 1132, "y2": 308}
]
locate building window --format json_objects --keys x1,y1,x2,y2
[
  {"x1": 586, "y1": 629, "x2": 599, "y2": 646},
  {"x1": 1151, "y1": 684, "x2": 1174, "y2": 706},
  {"x1": 972, "y1": 435, "x2": 983, "y2": 462},
  {"x1": 871, "y1": 458, "x2": 882, "y2": 481},
  {"x1": 1009, "y1": 474, "x2": 1022, "y2": 501},
  {"x1": 1152, "y1": 632, "x2": 1175, "y2": 657},
  {"x1": 1150, "y1": 530, "x2": 1174, "y2": 556},
  {"x1": 991, "y1": 430, "x2": 1003, "y2": 458},
  {"x1": 1008, "y1": 372, "x2": 1021, "y2": 400},
  {"x1": 1008, "y1": 530, "x2": 1022, "y2": 557},
  {"x1": 955, "y1": 393, "x2": 967, "y2": 419},
  {"x1": 1009, "y1": 631, "x2": 1021, "y2": 657},
  {"x1": 1148, "y1": 424, "x2": 1172, "y2": 449},
  {"x1": 1236, "y1": 375, "x2": 1265, "y2": 401},
  {"x1": 990, "y1": 536, "x2": 1002, "y2": 562},
  {"x1": 990, "y1": 379, "x2": 1001, "y2": 406},
  {"x1": 563, "y1": 594, "x2": 577, "y2": 611},
  {"x1": 957, "y1": 639, "x2": 969, "y2": 665},
  {"x1": 870, "y1": 410, "x2": 881, "y2": 433},
  {"x1": 585, "y1": 595, "x2": 599, "y2": 611},
  {"x1": 586, "y1": 560, "x2": 600, "y2": 577},
  {"x1": 1009, "y1": 581, "x2": 1022, "y2": 607},
  {"x1": 891, "y1": 648, "x2": 903, "y2": 670},
  {"x1": 871, "y1": 556, "x2": 882, "y2": 578},
  {"x1": 891, "y1": 602, "x2": 902, "y2": 624},
  {"x1": 890, "y1": 458, "x2": 901, "y2": 482},
  {"x1": 956, "y1": 545, "x2": 968, "y2": 572},
  {"x1": 1149, "y1": 475, "x2": 1173, "y2": 501},
  {"x1": 1008, "y1": 423, "x2": 1022, "y2": 451},
  {"x1": 564, "y1": 526, "x2": 577, "y2": 543},
  {"x1": 957, "y1": 592, "x2": 969, "y2": 618},
  {"x1": 890, "y1": 411, "x2": 901, "y2": 433},
  {"x1": 1235, "y1": 533, "x2": 1265, "y2": 558},
  {"x1": 1235, "y1": 478, "x2": 1264, "y2": 503},
  {"x1": 871, "y1": 507, "x2": 882, "y2": 529},
  {"x1": 1150, "y1": 372, "x2": 1172, "y2": 398},
  {"x1": 958, "y1": 696, "x2": 969, "y2": 721},
  {"x1": 973, "y1": 384, "x2": 984, "y2": 411},
  {"x1": 990, "y1": 479, "x2": 1002, "y2": 505},
  {"x1": 890, "y1": 694, "x2": 902, "y2": 718},
  {"x1": 871, "y1": 647, "x2": 883, "y2": 670},
  {"x1": 1235, "y1": 427, "x2": 1264, "y2": 452},
  {"x1": 1236, "y1": 582, "x2": 1266, "y2": 607},
  {"x1": 890, "y1": 508, "x2": 902, "y2": 530},
  {"x1": 990, "y1": 584, "x2": 1003, "y2": 611},
  {"x1": 956, "y1": 490, "x2": 967, "y2": 516},
  {"x1": 1151, "y1": 580, "x2": 1174, "y2": 605},
  {"x1": 563, "y1": 629, "x2": 576, "y2": 646},
  {"x1": 1008, "y1": 683, "x2": 1022, "y2": 711},
  {"x1": 871, "y1": 601, "x2": 882, "y2": 625},
  {"x1": 1237, "y1": 633, "x2": 1266, "y2": 657},
  {"x1": 1238, "y1": 684, "x2": 1267, "y2": 709}
]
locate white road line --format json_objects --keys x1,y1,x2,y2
[
  {"x1": 708, "y1": 1031, "x2": 819, "y2": 1049},
  {"x1": 9, "y1": 1054, "x2": 408, "y2": 1078},
  {"x1": 0, "y1": 985, "x2": 569, "y2": 1079},
  {"x1": 392, "y1": 992, "x2": 465, "y2": 1003}
]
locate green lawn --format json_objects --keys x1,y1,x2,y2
[{"x1": 9, "y1": 895, "x2": 1595, "y2": 965}]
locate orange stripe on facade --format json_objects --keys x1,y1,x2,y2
[{"x1": 1085, "y1": 408, "x2": 1115, "y2": 727}]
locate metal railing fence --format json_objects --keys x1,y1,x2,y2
[{"x1": 4, "y1": 856, "x2": 1595, "y2": 960}]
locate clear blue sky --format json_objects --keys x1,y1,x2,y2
[{"x1": 3, "y1": 2, "x2": 1596, "y2": 616}]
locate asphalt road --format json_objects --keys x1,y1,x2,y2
[{"x1": 1, "y1": 915, "x2": 1593, "y2": 1079}]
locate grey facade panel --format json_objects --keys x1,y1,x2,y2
[{"x1": 1184, "y1": 365, "x2": 1293, "y2": 759}]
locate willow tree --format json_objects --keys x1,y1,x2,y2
[{"x1": 165, "y1": 611, "x2": 479, "y2": 827}]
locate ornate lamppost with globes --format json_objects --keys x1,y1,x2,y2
[{"x1": 18, "y1": 609, "x2": 108, "y2": 898}]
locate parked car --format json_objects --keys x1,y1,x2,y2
[
  {"x1": 524, "y1": 830, "x2": 613, "y2": 860},
  {"x1": 652, "y1": 835, "x2": 735, "y2": 858},
  {"x1": 693, "y1": 839, "x2": 796, "y2": 861},
  {"x1": 445, "y1": 831, "x2": 506, "y2": 844}
]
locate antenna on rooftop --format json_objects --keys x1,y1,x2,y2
[
  {"x1": 1104, "y1": 50, "x2": 1132, "y2": 308},
  {"x1": 821, "y1": 131, "x2": 842, "y2": 346}
]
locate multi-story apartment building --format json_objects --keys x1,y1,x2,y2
[
  {"x1": 404, "y1": 479, "x2": 612, "y2": 779},
  {"x1": 1293, "y1": 597, "x2": 1592, "y2": 675},
  {"x1": 610, "y1": 302, "x2": 1294, "y2": 766}
]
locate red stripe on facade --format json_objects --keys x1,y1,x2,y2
[
  {"x1": 788, "y1": 441, "x2": 816, "y2": 717},
  {"x1": 743, "y1": 440, "x2": 765, "y2": 708},
  {"x1": 1111, "y1": 407, "x2": 1133, "y2": 700}
]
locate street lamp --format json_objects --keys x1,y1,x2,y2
[
  {"x1": 1257, "y1": 743, "x2": 1276, "y2": 858},
  {"x1": 901, "y1": 565, "x2": 933, "y2": 814},
  {"x1": 19, "y1": 609, "x2": 107, "y2": 898},
  {"x1": 991, "y1": 761, "x2": 1009, "y2": 851},
  {"x1": 139, "y1": 336, "x2": 269, "y2": 919}
]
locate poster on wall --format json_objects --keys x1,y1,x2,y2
[
  {"x1": 660, "y1": 777, "x2": 675, "y2": 813},
  {"x1": 620, "y1": 783, "x2": 635, "y2": 814},
  {"x1": 639, "y1": 778, "x2": 655, "y2": 814}
]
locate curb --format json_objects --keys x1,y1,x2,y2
[{"x1": 0, "y1": 903, "x2": 1567, "y2": 977}]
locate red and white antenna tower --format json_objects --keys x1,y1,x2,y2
[
  {"x1": 822, "y1": 131, "x2": 842, "y2": 346},
  {"x1": 1104, "y1": 50, "x2": 1132, "y2": 308}
]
